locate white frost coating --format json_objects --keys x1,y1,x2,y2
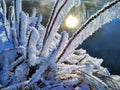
[
  {"x1": 47, "y1": 0, "x2": 81, "y2": 31},
  {"x1": 28, "y1": 8, "x2": 37, "y2": 27},
  {"x1": 8, "y1": 1, "x2": 15, "y2": 27},
  {"x1": 1, "y1": 0, "x2": 120, "y2": 89},
  {"x1": 57, "y1": 31, "x2": 68, "y2": 59},
  {"x1": 31, "y1": 7, "x2": 36, "y2": 17},
  {"x1": 10, "y1": 55, "x2": 25, "y2": 71},
  {"x1": 42, "y1": 0, "x2": 81, "y2": 58},
  {"x1": 49, "y1": 0, "x2": 80, "y2": 32},
  {"x1": 78, "y1": 54, "x2": 103, "y2": 67},
  {"x1": 0, "y1": 0, "x2": 11, "y2": 41},
  {"x1": 27, "y1": 27, "x2": 39, "y2": 66},
  {"x1": 45, "y1": 0, "x2": 62, "y2": 32},
  {"x1": 1, "y1": 0, "x2": 7, "y2": 24},
  {"x1": 37, "y1": 24, "x2": 46, "y2": 51},
  {"x1": 36, "y1": 14, "x2": 42, "y2": 27},
  {"x1": 10, "y1": 28, "x2": 18, "y2": 47},
  {"x1": 63, "y1": 78, "x2": 80, "y2": 85},
  {"x1": 15, "y1": 0, "x2": 22, "y2": 38},
  {"x1": 96, "y1": 68, "x2": 110, "y2": 76},
  {"x1": 19, "y1": 11, "x2": 27, "y2": 46},
  {"x1": 29, "y1": 17, "x2": 37, "y2": 26},
  {"x1": 49, "y1": 33, "x2": 60, "y2": 52},
  {"x1": 1, "y1": 81, "x2": 29, "y2": 90},
  {"x1": 0, "y1": 26, "x2": 8, "y2": 42},
  {"x1": 29, "y1": 49, "x2": 57, "y2": 85},
  {"x1": 59, "y1": 2, "x2": 120, "y2": 61},
  {"x1": 15, "y1": 0, "x2": 22, "y2": 21},
  {"x1": 13, "y1": 63, "x2": 28, "y2": 83}
]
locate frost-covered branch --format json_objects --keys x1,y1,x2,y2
[
  {"x1": 28, "y1": 49, "x2": 57, "y2": 85},
  {"x1": 0, "y1": 0, "x2": 120, "y2": 90},
  {"x1": 56, "y1": 31, "x2": 68, "y2": 62},
  {"x1": 9, "y1": 55, "x2": 25, "y2": 71},
  {"x1": 14, "y1": 0, "x2": 22, "y2": 41},
  {"x1": 8, "y1": 1, "x2": 15, "y2": 27},
  {"x1": 31, "y1": 7, "x2": 36, "y2": 17},
  {"x1": 42, "y1": 0, "x2": 59, "y2": 45},
  {"x1": 27, "y1": 27, "x2": 39, "y2": 66},
  {"x1": 41, "y1": 0, "x2": 81, "y2": 58},
  {"x1": 58, "y1": 0, "x2": 120, "y2": 61},
  {"x1": 19, "y1": 11, "x2": 27, "y2": 46}
]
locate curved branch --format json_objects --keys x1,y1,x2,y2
[
  {"x1": 57, "y1": 0, "x2": 120, "y2": 62},
  {"x1": 42, "y1": 0, "x2": 59, "y2": 45}
]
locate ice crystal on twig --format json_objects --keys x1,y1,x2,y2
[{"x1": 0, "y1": 0, "x2": 120, "y2": 90}]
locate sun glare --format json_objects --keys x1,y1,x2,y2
[{"x1": 65, "y1": 15, "x2": 79, "y2": 29}]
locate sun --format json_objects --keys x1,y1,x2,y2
[{"x1": 65, "y1": 15, "x2": 79, "y2": 29}]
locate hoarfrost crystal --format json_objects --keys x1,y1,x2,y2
[{"x1": 0, "y1": 0, "x2": 120, "y2": 90}]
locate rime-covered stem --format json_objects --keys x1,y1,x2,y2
[
  {"x1": 12, "y1": 63, "x2": 29, "y2": 84},
  {"x1": 1, "y1": 0, "x2": 10, "y2": 42},
  {"x1": 1, "y1": 0, "x2": 6, "y2": 24},
  {"x1": 8, "y1": 1, "x2": 15, "y2": 27},
  {"x1": 57, "y1": 0, "x2": 120, "y2": 61},
  {"x1": 45, "y1": 0, "x2": 80, "y2": 39},
  {"x1": 27, "y1": 27, "x2": 39, "y2": 66},
  {"x1": 46, "y1": 0, "x2": 67, "y2": 38},
  {"x1": 56, "y1": 31, "x2": 68, "y2": 62},
  {"x1": 42, "y1": 0, "x2": 59, "y2": 45},
  {"x1": 36, "y1": 25, "x2": 45, "y2": 53},
  {"x1": 35, "y1": 14, "x2": 42, "y2": 28},
  {"x1": 31, "y1": 7, "x2": 36, "y2": 17},
  {"x1": 28, "y1": 49, "x2": 57, "y2": 85},
  {"x1": 19, "y1": 12, "x2": 27, "y2": 46},
  {"x1": 41, "y1": 0, "x2": 80, "y2": 57},
  {"x1": 14, "y1": 0, "x2": 22, "y2": 42},
  {"x1": 9, "y1": 55, "x2": 25, "y2": 71}
]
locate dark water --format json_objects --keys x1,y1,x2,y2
[{"x1": 79, "y1": 19, "x2": 120, "y2": 75}]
